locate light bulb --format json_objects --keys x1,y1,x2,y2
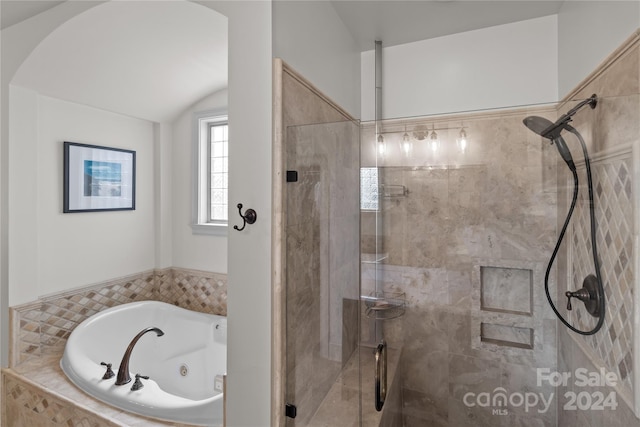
[
  {"x1": 457, "y1": 128, "x2": 468, "y2": 153},
  {"x1": 430, "y1": 130, "x2": 440, "y2": 152},
  {"x1": 377, "y1": 134, "x2": 386, "y2": 156},
  {"x1": 402, "y1": 132, "x2": 413, "y2": 156}
]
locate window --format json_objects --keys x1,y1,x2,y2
[
  {"x1": 209, "y1": 122, "x2": 228, "y2": 223},
  {"x1": 193, "y1": 110, "x2": 228, "y2": 235},
  {"x1": 360, "y1": 167, "x2": 379, "y2": 211}
]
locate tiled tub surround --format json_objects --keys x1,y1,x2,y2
[
  {"x1": 3, "y1": 267, "x2": 227, "y2": 427},
  {"x1": 556, "y1": 31, "x2": 640, "y2": 426}
]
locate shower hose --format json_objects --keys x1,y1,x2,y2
[{"x1": 544, "y1": 125, "x2": 605, "y2": 335}]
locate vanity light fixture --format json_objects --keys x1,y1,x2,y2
[{"x1": 374, "y1": 123, "x2": 470, "y2": 155}]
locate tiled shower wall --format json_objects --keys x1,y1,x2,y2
[
  {"x1": 362, "y1": 104, "x2": 561, "y2": 427},
  {"x1": 9, "y1": 267, "x2": 227, "y2": 368},
  {"x1": 362, "y1": 30, "x2": 640, "y2": 427},
  {"x1": 557, "y1": 32, "x2": 640, "y2": 427},
  {"x1": 274, "y1": 62, "x2": 361, "y2": 427}
]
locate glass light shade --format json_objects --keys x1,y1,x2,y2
[
  {"x1": 377, "y1": 134, "x2": 386, "y2": 156},
  {"x1": 457, "y1": 128, "x2": 468, "y2": 153},
  {"x1": 402, "y1": 132, "x2": 413, "y2": 156},
  {"x1": 429, "y1": 130, "x2": 440, "y2": 152}
]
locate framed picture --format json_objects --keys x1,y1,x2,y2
[{"x1": 63, "y1": 141, "x2": 136, "y2": 213}]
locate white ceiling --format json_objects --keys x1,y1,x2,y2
[
  {"x1": 9, "y1": 1, "x2": 228, "y2": 123},
  {"x1": 1, "y1": 1, "x2": 66, "y2": 30},
  {"x1": 331, "y1": 0, "x2": 565, "y2": 50},
  {"x1": 3, "y1": 0, "x2": 566, "y2": 122}
]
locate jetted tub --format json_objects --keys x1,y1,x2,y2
[{"x1": 60, "y1": 301, "x2": 226, "y2": 426}]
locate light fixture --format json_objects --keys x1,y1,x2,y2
[
  {"x1": 429, "y1": 125, "x2": 440, "y2": 152},
  {"x1": 457, "y1": 127, "x2": 468, "y2": 153},
  {"x1": 377, "y1": 133, "x2": 386, "y2": 156},
  {"x1": 402, "y1": 125, "x2": 413, "y2": 156},
  {"x1": 412, "y1": 125, "x2": 428, "y2": 141}
]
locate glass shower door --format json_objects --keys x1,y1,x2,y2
[{"x1": 284, "y1": 119, "x2": 360, "y2": 426}]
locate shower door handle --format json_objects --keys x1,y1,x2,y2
[{"x1": 374, "y1": 341, "x2": 387, "y2": 411}]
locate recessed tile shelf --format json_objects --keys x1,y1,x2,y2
[
  {"x1": 480, "y1": 266, "x2": 533, "y2": 316},
  {"x1": 481, "y1": 323, "x2": 534, "y2": 350}
]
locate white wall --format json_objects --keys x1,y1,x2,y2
[
  {"x1": 273, "y1": 0, "x2": 361, "y2": 118},
  {"x1": 2, "y1": 4, "x2": 273, "y2": 425},
  {"x1": 8, "y1": 88, "x2": 156, "y2": 305},
  {"x1": 0, "y1": 1, "x2": 272, "y2": 426},
  {"x1": 171, "y1": 89, "x2": 228, "y2": 273},
  {"x1": 0, "y1": 0, "x2": 101, "y2": 369},
  {"x1": 558, "y1": 0, "x2": 640, "y2": 98},
  {"x1": 197, "y1": 2, "x2": 273, "y2": 425},
  {"x1": 361, "y1": 15, "x2": 559, "y2": 121}
]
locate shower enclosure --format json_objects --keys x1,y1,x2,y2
[
  {"x1": 277, "y1": 23, "x2": 640, "y2": 426},
  {"x1": 360, "y1": 105, "x2": 561, "y2": 427},
  {"x1": 283, "y1": 119, "x2": 361, "y2": 426},
  {"x1": 283, "y1": 102, "x2": 561, "y2": 426},
  {"x1": 281, "y1": 88, "x2": 639, "y2": 427}
]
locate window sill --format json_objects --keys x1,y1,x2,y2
[{"x1": 191, "y1": 223, "x2": 228, "y2": 236}]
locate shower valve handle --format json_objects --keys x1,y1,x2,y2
[
  {"x1": 565, "y1": 275, "x2": 603, "y2": 318},
  {"x1": 565, "y1": 289, "x2": 591, "y2": 311}
]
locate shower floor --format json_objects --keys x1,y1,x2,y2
[{"x1": 307, "y1": 346, "x2": 401, "y2": 427}]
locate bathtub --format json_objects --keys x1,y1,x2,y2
[{"x1": 60, "y1": 301, "x2": 226, "y2": 426}]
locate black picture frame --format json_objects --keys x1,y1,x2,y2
[{"x1": 63, "y1": 141, "x2": 136, "y2": 213}]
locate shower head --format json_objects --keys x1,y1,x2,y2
[{"x1": 523, "y1": 116, "x2": 576, "y2": 171}]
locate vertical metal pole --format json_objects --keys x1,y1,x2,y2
[
  {"x1": 374, "y1": 40, "x2": 383, "y2": 344},
  {"x1": 374, "y1": 41, "x2": 382, "y2": 140}
]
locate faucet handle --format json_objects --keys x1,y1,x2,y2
[
  {"x1": 131, "y1": 373, "x2": 150, "y2": 391},
  {"x1": 100, "y1": 362, "x2": 115, "y2": 380}
]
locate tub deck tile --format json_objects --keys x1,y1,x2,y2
[{"x1": 3, "y1": 356, "x2": 219, "y2": 427}]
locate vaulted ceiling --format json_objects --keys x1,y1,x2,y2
[
  {"x1": 3, "y1": 0, "x2": 565, "y2": 122},
  {"x1": 7, "y1": 1, "x2": 227, "y2": 123}
]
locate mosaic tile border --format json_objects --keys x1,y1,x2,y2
[
  {"x1": 568, "y1": 145, "x2": 636, "y2": 409},
  {"x1": 9, "y1": 267, "x2": 227, "y2": 368},
  {"x1": 2, "y1": 370, "x2": 119, "y2": 427},
  {"x1": 1, "y1": 367, "x2": 197, "y2": 427}
]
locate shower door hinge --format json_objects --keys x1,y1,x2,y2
[
  {"x1": 286, "y1": 170, "x2": 298, "y2": 182},
  {"x1": 285, "y1": 403, "x2": 297, "y2": 419}
]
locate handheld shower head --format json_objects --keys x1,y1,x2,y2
[{"x1": 523, "y1": 116, "x2": 575, "y2": 171}]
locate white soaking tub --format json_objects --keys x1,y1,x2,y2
[{"x1": 60, "y1": 300, "x2": 226, "y2": 426}]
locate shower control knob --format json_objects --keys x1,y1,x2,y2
[
  {"x1": 566, "y1": 288, "x2": 590, "y2": 311},
  {"x1": 564, "y1": 275, "x2": 602, "y2": 317},
  {"x1": 100, "y1": 362, "x2": 115, "y2": 380}
]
